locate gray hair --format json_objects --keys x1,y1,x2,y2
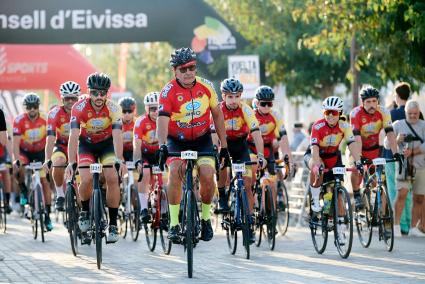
[{"x1": 405, "y1": 100, "x2": 420, "y2": 112}]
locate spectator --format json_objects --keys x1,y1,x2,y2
[
  {"x1": 393, "y1": 100, "x2": 425, "y2": 237},
  {"x1": 290, "y1": 122, "x2": 306, "y2": 151}
]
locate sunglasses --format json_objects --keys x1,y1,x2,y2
[
  {"x1": 178, "y1": 65, "x2": 196, "y2": 73},
  {"x1": 149, "y1": 107, "x2": 158, "y2": 112},
  {"x1": 323, "y1": 109, "x2": 340, "y2": 116},
  {"x1": 26, "y1": 105, "x2": 39, "y2": 110},
  {"x1": 259, "y1": 101, "x2": 273, "y2": 107},
  {"x1": 90, "y1": 89, "x2": 108, "y2": 97},
  {"x1": 122, "y1": 109, "x2": 133, "y2": 114}
]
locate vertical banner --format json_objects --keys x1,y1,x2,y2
[{"x1": 228, "y1": 55, "x2": 260, "y2": 99}]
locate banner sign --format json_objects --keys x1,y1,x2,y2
[{"x1": 228, "y1": 55, "x2": 260, "y2": 98}]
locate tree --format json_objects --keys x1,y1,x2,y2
[{"x1": 207, "y1": 0, "x2": 350, "y2": 99}]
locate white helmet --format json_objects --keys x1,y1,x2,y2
[
  {"x1": 322, "y1": 96, "x2": 343, "y2": 111},
  {"x1": 60, "y1": 81, "x2": 81, "y2": 98},
  {"x1": 144, "y1": 92, "x2": 159, "y2": 106}
]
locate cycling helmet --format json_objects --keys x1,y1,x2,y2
[
  {"x1": 23, "y1": 93, "x2": 41, "y2": 106},
  {"x1": 255, "y1": 86, "x2": 274, "y2": 101},
  {"x1": 60, "y1": 81, "x2": 81, "y2": 98},
  {"x1": 169, "y1": 47, "x2": 196, "y2": 67},
  {"x1": 252, "y1": 98, "x2": 258, "y2": 110},
  {"x1": 87, "y1": 73, "x2": 111, "y2": 90},
  {"x1": 118, "y1": 97, "x2": 136, "y2": 111},
  {"x1": 220, "y1": 78, "x2": 243, "y2": 94},
  {"x1": 359, "y1": 86, "x2": 380, "y2": 101},
  {"x1": 144, "y1": 92, "x2": 159, "y2": 106},
  {"x1": 322, "y1": 96, "x2": 344, "y2": 111}
]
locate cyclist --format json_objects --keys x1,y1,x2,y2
[
  {"x1": 118, "y1": 97, "x2": 137, "y2": 162},
  {"x1": 212, "y1": 78, "x2": 266, "y2": 243},
  {"x1": 0, "y1": 106, "x2": 12, "y2": 214},
  {"x1": 13, "y1": 93, "x2": 52, "y2": 230},
  {"x1": 350, "y1": 86, "x2": 401, "y2": 209},
  {"x1": 157, "y1": 47, "x2": 230, "y2": 242},
  {"x1": 134, "y1": 92, "x2": 160, "y2": 223},
  {"x1": 305, "y1": 96, "x2": 362, "y2": 243},
  {"x1": 65, "y1": 73, "x2": 127, "y2": 244},
  {"x1": 248, "y1": 86, "x2": 293, "y2": 205},
  {"x1": 44, "y1": 81, "x2": 80, "y2": 211}
]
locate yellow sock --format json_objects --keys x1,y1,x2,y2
[
  {"x1": 169, "y1": 204, "x2": 180, "y2": 227},
  {"x1": 201, "y1": 203, "x2": 211, "y2": 221}
]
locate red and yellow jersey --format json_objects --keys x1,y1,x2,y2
[
  {"x1": 134, "y1": 114, "x2": 158, "y2": 154},
  {"x1": 47, "y1": 105, "x2": 71, "y2": 145},
  {"x1": 250, "y1": 110, "x2": 284, "y2": 145},
  {"x1": 220, "y1": 101, "x2": 259, "y2": 140},
  {"x1": 310, "y1": 118, "x2": 355, "y2": 167},
  {"x1": 158, "y1": 76, "x2": 219, "y2": 141},
  {"x1": 70, "y1": 97, "x2": 122, "y2": 144},
  {"x1": 122, "y1": 120, "x2": 135, "y2": 152},
  {"x1": 13, "y1": 113, "x2": 47, "y2": 152},
  {"x1": 350, "y1": 105, "x2": 392, "y2": 151}
]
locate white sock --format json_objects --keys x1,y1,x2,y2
[
  {"x1": 139, "y1": 193, "x2": 148, "y2": 210},
  {"x1": 56, "y1": 186, "x2": 65, "y2": 198},
  {"x1": 310, "y1": 186, "x2": 320, "y2": 203}
]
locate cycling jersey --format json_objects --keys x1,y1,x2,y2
[
  {"x1": 134, "y1": 114, "x2": 158, "y2": 154},
  {"x1": 220, "y1": 101, "x2": 259, "y2": 140},
  {"x1": 13, "y1": 113, "x2": 46, "y2": 152},
  {"x1": 70, "y1": 97, "x2": 122, "y2": 144},
  {"x1": 310, "y1": 118, "x2": 355, "y2": 168},
  {"x1": 47, "y1": 105, "x2": 71, "y2": 147},
  {"x1": 350, "y1": 105, "x2": 392, "y2": 159},
  {"x1": 158, "y1": 76, "x2": 219, "y2": 141},
  {"x1": 122, "y1": 120, "x2": 135, "y2": 152}
]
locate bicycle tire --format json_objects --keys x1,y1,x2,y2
[
  {"x1": 130, "y1": 185, "x2": 140, "y2": 241},
  {"x1": 380, "y1": 186, "x2": 394, "y2": 252},
  {"x1": 240, "y1": 189, "x2": 250, "y2": 260},
  {"x1": 65, "y1": 184, "x2": 78, "y2": 256},
  {"x1": 159, "y1": 189, "x2": 172, "y2": 255},
  {"x1": 94, "y1": 189, "x2": 103, "y2": 269},
  {"x1": 333, "y1": 186, "x2": 353, "y2": 259},
  {"x1": 0, "y1": 187, "x2": 5, "y2": 233},
  {"x1": 277, "y1": 183, "x2": 289, "y2": 236},
  {"x1": 144, "y1": 190, "x2": 157, "y2": 252},
  {"x1": 265, "y1": 186, "x2": 277, "y2": 251},
  {"x1": 225, "y1": 196, "x2": 237, "y2": 255},
  {"x1": 185, "y1": 190, "x2": 194, "y2": 278},
  {"x1": 254, "y1": 186, "x2": 262, "y2": 247},
  {"x1": 309, "y1": 191, "x2": 328, "y2": 254},
  {"x1": 37, "y1": 186, "x2": 45, "y2": 243},
  {"x1": 355, "y1": 189, "x2": 373, "y2": 248}
]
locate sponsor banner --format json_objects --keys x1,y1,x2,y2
[{"x1": 228, "y1": 55, "x2": 260, "y2": 99}]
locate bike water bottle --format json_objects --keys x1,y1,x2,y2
[{"x1": 323, "y1": 192, "x2": 332, "y2": 215}]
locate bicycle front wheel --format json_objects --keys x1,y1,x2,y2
[
  {"x1": 130, "y1": 185, "x2": 140, "y2": 241},
  {"x1": 0, "y1": 188, "x2": 6, "y2": 233},
  {"x1": 379, "y1": 186, "x2": 394, "y2": 252},
  {"x1": 240, "y1": 189, "x2": 250, "y2": 260},
  {"x1": 333, "y1": 186, "x2": 353, "y2": 259},
  {"x1": 277, "y1": 182, "x2": 289, "y2": 236},
  {"x1": 159, "y1": 189, "x2": 172, "y2": 255},
  {"x1": 65, "y1": 185, "x2": 79, "y2": 256},
  {"x1": 36, "y1": 186, "x2": 45, "y2": 243},
  {"x1": 225, "y1": 195, "x2": 237, "y2": 255},
  {"x1": 355, "y1": 189, "x2": 373, "y2": 248},
  {"x1": 144, "y1": 190, "x2": 157, "y2": 252},
  {"x1": 265, "y1": 185, "x2": 277, "y2": 250},
  {"x1": 185, "y1": 190, "x2": 195, "y2": 278},
  {"x1": 94, "y1": 189, "x2": 103, "y2": 269},
  {"x1": 309, "y1": 191, "x2": 328, "y2": 254}
]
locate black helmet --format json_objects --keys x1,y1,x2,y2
[
  {"x1": 360, "y1": 86, "x2": 380, "y2": 101},
  {"x1": 170, "y1": 47, "x2": 196, "y2": 67},
  {"x1": 87, "y1": 73, "x2": 111, "y2": 90},
  {"x1": 118, "y1": 97, "x2": 136, "y2": 111},
  {"x1": 23, "y1": 93, "x2": 41, "y2": 106},
  {"x1": 255, "y1": 86, "x2": 274, "y2": 101},
  {"x1": 220, "y1": 78, "x2": 243, "y2": 94}
]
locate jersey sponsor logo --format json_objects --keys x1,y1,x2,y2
[
  {"x1": 176, "y1": 121, "x2": 206, "y2": 129},
  {"x1": 75, "y1": 100, "x2": 86, "y2": 112},
  {"x1": 123, "y1": 131, "x2": 132, "y2": 141},
  {"x1": 314, "y1": 122, "x2": 325, "y2": 130},
  {"x1": 177, "y1": 95, "x2": 184, "y2": 102},
  {"x1": 107, "y1": 100, "x2": 119, "y2": 112},
  {"x1": 14, "y1": 114, "x2": 24, "y2": 123},
  {"x1": 158, "y1": 104, "x2": 164, "y2": 111},
  {"x1": 185, "y1": 101, "x2": 201, "y2": 111},
  {"x1": 200, "y1": 77, "x2": 214, "y2": 89},
  {"x1": 311, "y1": 137, "x2": 318, "y2": 144},
  {"x1": 47, "y1": 124, "x2": 53, "y2": 131},
  {"x1": 243, "y1": 105, "x2": 253, "y2": 116},
  {"x1": 161, "y1": 83, "x2": 173, "y2": 98},
  {"x1": 49, "y1": 107, "x2": 60, "y2": 119}
]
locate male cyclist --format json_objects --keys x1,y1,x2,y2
[
  {"x1": 305, "y1": 96, "x2": 362, "y2": 244},
  {"x1": 44, "y1": 81, "x2": 80, "y2": 211},
  {"x1": 65, "y1": 73, "x2": 126, "y2": 244},
  {"x1": 350, "y1": 86, "x2": 401, "y2": 209},
  {"x1": 157, "y1": 47, "x2": 229, "y2": 242},
  {"x1": 134, "y1": 92, "x2": 160, "y2": 223},
  {"x1": 13, "y1": 93, "x2": 52, "y2": 230},
  {"x1": 213, "y1": 78, "x2": 266, "y2": 243},
  {"x1": 119, "y1": 97, "x2": 137, "y2": 162}
]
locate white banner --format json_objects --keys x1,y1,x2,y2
[{"x1": 228, "y1": 55, "x2": 260, "y2": 99}]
